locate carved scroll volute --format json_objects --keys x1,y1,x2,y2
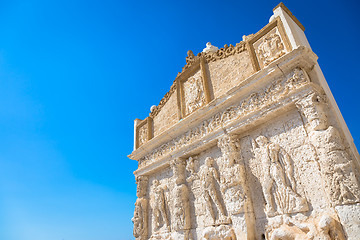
[
  {"x1": 171, "y1": 158, "x2": 191, "y2": 232},
  {"x1": 296, "y1": 93, "x2": 360, "y2": 206},
  {"x1": 133, "y1": 175, "x2": 149, "y2": 240}
]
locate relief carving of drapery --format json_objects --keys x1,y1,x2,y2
[{"x1": 252, "y1": 136, "x2": 308, "y2": 217}]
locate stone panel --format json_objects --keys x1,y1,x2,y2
[
  {"x1": 153, "y1": 90, "x2": 178, "y2": 137},
  {"x1": 208, "y1": 50, "x2": 254, "y2": 99}
]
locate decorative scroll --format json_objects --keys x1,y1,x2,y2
[
  {"x1": 139, "y1": 68, "x2": 310, "y2": 167},
  {"x1": 181, "y1": 42, "x2": 247, "y2": 73}
]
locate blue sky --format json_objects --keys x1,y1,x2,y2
[{"x1": 0, "y1": 0, "x2": 359, "y2": 239}]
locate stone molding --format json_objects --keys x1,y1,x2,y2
[
  {"x1": 144, "y1": 17, "x2": 291, "y2": 142},
  {"x1": 129, "y1": 46, "x2": 318, "y2": 166}
]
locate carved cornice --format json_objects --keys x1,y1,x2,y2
[
  {"x1": 200, "y1": 42, "x2": 247, "y2": 63},
  {"x1": 138, "y1": 67, "x2": 311, "y2": 168},
  {"x1": 181, "y1": 42, "x2": 247, "y2": 73},
  {"x1": 149, "y1": 42, "x2": 247, "y2": 119}
]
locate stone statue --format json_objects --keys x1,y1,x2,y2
[
  {"x1": 297, "y1": 93, "x2": 360, "y2": 206},
  {"x1": 199, "y1": 157, "x2": 227, "y2": 224},
  {"x1": 252, "y1": 136, "x2": 308, "y2": 217},
  {"x1": 151, "y1": 179, "x2": 170, "y2": 232},
  {"x1": 132, "y1": 175, "x2": 149, "y2": 240}
]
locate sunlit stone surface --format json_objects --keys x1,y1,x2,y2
[{"x1": 128, "y1": 3, "x2": 360, "y2": 240}]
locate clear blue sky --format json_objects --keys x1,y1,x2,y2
[{"x1": 0, "y1": 0, "x2": 359, "y2": 239}]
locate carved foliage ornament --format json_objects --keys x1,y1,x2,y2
[
  {"x1": 181, "y1": 43, "x2": 247, "y2": 73},
  {"x1": 139, "y1": 68, "x2": 310, "y2": 168}
]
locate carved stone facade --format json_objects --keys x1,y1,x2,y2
[{"x1": 129, "y1": 3, "x2": 360, "y2": 240}]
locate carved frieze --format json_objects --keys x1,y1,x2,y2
[{"x1": 139, "y1": 67, "x2": 310, "y2": 167}]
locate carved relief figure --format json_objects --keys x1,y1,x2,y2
[
  {"x1": 138, "y1": 125, "x2": 148, "y2": 147},
  {"x1": 202, "y1": 225, "x2": 237, "y2": 240},
  {"x1": 132, "y1": 176, "x2": 149, "y2": 240},
  {"x1": 252, "y1": 136, "x2": 308, "y2": 217},
  {"x1": 217, "y1": 135, "x2": 246, "y2": 215},
  {"x1": 257, "y1": 33, "x2": 285, "y2": 66},
  {"x1": 151, "y1": 179, "x2": 170, "y2": 232},
  {"x1": 186, "y1": 156, "x2": 199, "y2": 183},
  {"x1": 297, "y1": 94, "x2": 360, "y2": 206},
  {"x1": 198, "y1": 157, "x2": 228, "y2": 224},
  {"x1": 267, "y1": 214, "x2": 346, "y2": 240},
  {"x1": 171, "y1": 158, "x2": 191, "y2": 233},
  {"x1": 184, "y1": 76, "x2": 206, "y2": 115}
]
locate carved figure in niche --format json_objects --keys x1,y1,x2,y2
[
  {"x1": 186, "y1": 156, "x2": 199, "y2": 183},
  {"x1": 217, "y1": 135, "x2": 246, "y2": 215},
  {"x1": 171, "y1": 158, "x2": 191, "y2": 234},
  {"x1": 297, "y1": 94, "x2": 360, "y2": 206},
  {"x1": 138, "y1": 125, "x2": 148, "y2": 147},
  {"x1": 267, "y1": 214, "x2": 345, "y2": 240},
  {"x1": 199, "y1": 157, "x2": 228, "y2": 224},
  {"x1": 257, "y1": 33, "x2": 285, "y2": 66},
  {"x1": 202, "y1": 225, "x2": 236, "y2": 240},
  {"x1": 132, "y1": 176, "x2": 149, "y2": 240},
  {"x1": 252, "y1": 136, "x2": 308, "y2": 217},
  {"x1": 185, "y1": 76, "x2": 206, "y2": 115},
  {"x1": 151, "y1": 179, "x2": 170, "y2": 232}
]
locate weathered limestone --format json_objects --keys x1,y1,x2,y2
[{"x1": 129, "y1": 3, "x2": 360, "y2": 240}]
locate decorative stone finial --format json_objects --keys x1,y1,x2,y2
[
  {"x1": 150, "y1": 105, "x2": 157, "y2": 112},
  {"x1": 202, "y1": 42, "x2": 219, "y2": 53}
]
